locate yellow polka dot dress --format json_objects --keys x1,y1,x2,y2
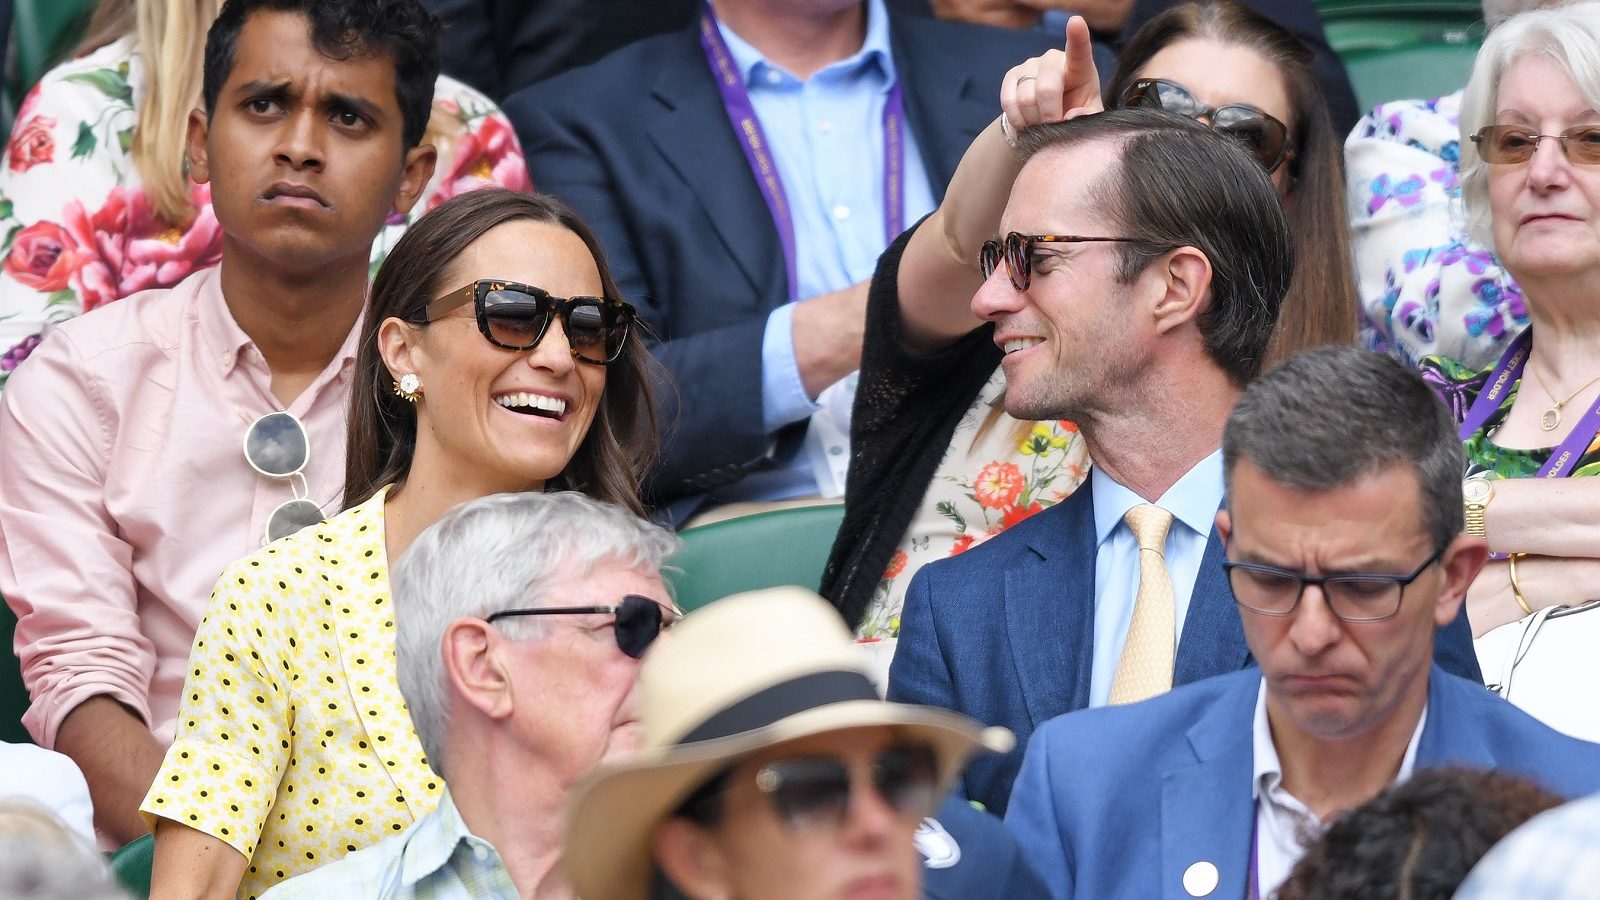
[{"x1": 141, "y1": 489, "x2": 442, "y2": 899}]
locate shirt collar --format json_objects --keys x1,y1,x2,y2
[
  {"x1": 717, "y1": 0, "x2": 897, "y2": 92},
  {"x1": 1091, "y1": 449, "x2": 1225, "y2": 547},
  {"x1": 397, "y1": 787, "x2": 507, "y2": 887},
  {"x1": 1250, "y1": 679, "x2": 1429, "y2": 810},
  {"x1": 194, "y1": 263, "x2": 365, "y2": 379}
]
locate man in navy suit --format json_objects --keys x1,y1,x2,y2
[
  {"x1": 505, "y1": 1, "x2": 1065, "y2": 520},
  {"x1": 885, "y1": 111, "x2": 1481, "y2": 816},
  {"x1": 1004, "y1": 347, "x2": 1600, "y2": 900}
]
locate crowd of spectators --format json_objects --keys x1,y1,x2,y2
[{"x1": 0, "y1": 0, "x2": 1597, "y2": 898}]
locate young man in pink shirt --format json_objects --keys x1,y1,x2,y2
[{"x1": 0, "y1": 0, "x2": 438, "y2": 843}]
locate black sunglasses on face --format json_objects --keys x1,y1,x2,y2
[
  {"x1": 978, "y1": 232, "x2": 1155, "y2": 292},
  {"x1": 412, "y1": 280, "x2": 637, "y2": 365},
  {"x1": 1222, "y1": 546, "x2": 1446, "y2": 623},
  {"x1": 1119, "y1": 78, "x2": 1295, "y2": 174},
  {"x1": 751, "y1": 743, "x2": 941, "y2": 832},
  {"x1": 485, "y1": 594, "x2": 679, "y2": 658}
]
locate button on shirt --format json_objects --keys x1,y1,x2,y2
[
  {"x1": 1251, "y1": 680, "x2": 1426, "y2": 897},
  {"x1": 258, "y1": 788, "x2": 518, "y2": 900},
  {"x1": 716, "y1": 0, "x2": 937, "y2": 502},
  {"x1": 0, "y1": 266, "x2": 355, "y2": 748},
  {"x1": 1088, "y1": 450, "x2": 1226, "y2": 707}
]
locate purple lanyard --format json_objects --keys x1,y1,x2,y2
[
  {"x1": 1246, "y1": 802, "x2": 1260, "y2": 900},
  {"x1": 698, "y1": 10, "x2": 906, "y2": 301},
  {"x1": 1458, "y1": 328, "x2": 1600, "y2": 478}
]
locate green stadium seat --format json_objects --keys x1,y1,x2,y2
[
  {"x1": 109, "y1": 834, "x2": 154, "y2": 899},
  {"x1": 10, "y1": 0, "x2": 97, "y2": 102},
  {"x1": 0, "y1": 599, "x2": 29, "y2": 745},
  {"x1": 1342, "y1": 38, "x2": 1482, "y2": 113},
  {"x1": 666, "y1": 504, "x2": 845, "y2": 612}
]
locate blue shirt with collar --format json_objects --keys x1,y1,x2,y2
[
  {"x1": 713, "y1": 0, "x2": 937, "y2": 502},
  {"x1": 1088, "y1": 450, "x2": 1226, "y2": 707}
]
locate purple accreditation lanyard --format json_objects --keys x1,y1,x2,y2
[
  {"x1": 698, "y1": 9, "x2": 907, "y2": 301},
  {"x1": 1245, "y1": 802, "x2": 1260, "y2": 900},
  {"x1": 1458, "y1": 328, "x2": 1600, "y2": 478}
]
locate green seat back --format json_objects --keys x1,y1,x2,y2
[
  {"x1": 11, "y1": 0, "x2": 98, "y2": 102},
  {"x1": 0, "y1": 599, "x2": 29, "y2": 745},
  {"x1": 1342, "y1": 39, "x2": 1482, "y2": 113},
  {"x1": 110, "y1": 834, "x2": 154, "y2": 899},
  {"x1": 666, "y1": 504, "x2": 845, "y2": 612}
]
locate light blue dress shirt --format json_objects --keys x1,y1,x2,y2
[
  {"x1": 1087, "y1": 450, "x2": 1226, "y2": 707},
  {"x1": 714, "y1": 0, "x2": 937, "y2": 502}
]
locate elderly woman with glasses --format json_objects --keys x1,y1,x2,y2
[
  {"x1": 823, "y1": 1, "x2": 1355, "y2": 680},
  {"x1": 1416, "y1": 3, "x2": 1600, "y2": 730},
  {"x1": 139, "y1": 188, "x2": 659, "y2": 899}
]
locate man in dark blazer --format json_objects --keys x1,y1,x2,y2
[
  {"x1": 885, "y1": 110, "x2": 1480, "y2": 816},
  {"x1": 505, "y1": 2, "x2": 1071, "y2": 519},
  {"x1": 1004, "y1": 348, "x2": 1600, "y2": 900}
]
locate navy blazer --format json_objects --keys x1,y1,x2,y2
[
  {"x1": 886, "y1": 480, "x2": 1483, "y2": 815},
  {"x1": 1004, "y1": 666, "x2": 1600, "y2": 900},
  {"x1": 505, "y1": 15, "x2": 1063, "y2": 516}
]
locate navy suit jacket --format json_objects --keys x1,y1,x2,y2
[
  {"x1": 886, "y1": 480, "x2": 1483, "y2": 815},
  {"x1": 1004, "y1": 666, "x2": 1600, "y2": 900},
  {"x1": 505, "y1": 15, "x2": 1064, "y2": 517}
]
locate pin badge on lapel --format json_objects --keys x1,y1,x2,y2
[{"x1": 1183, "y1": 861, "x2": 1219, "y2": 897}]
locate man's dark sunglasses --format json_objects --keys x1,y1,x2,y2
[
  {"x1": 979, "y1": 232, "x2": 1153, "y2": 292},
  {"x1": 412, "y1": 279, "x2": 637, "y2": 365},
  {"x1": 1119, "y1": 78, "x2": 1295, "y2": 175},
  {"x1": 485, "y1": 594, "x2": 679, "y2": 659}
]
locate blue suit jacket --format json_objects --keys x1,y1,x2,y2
[
  {"x1": 505, "y1": 15, "x2": 1065, "y2": 518},
  {"x1": 1004, "y1": 666, "x2": 1600, "y2": 900},
  {"x1": 886, "y1": 481, "x2": 1483, "y2": 815}
]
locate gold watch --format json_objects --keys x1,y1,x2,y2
[{"x1": 1463, "y1": 476, "x2": 1494, "y2": 537}]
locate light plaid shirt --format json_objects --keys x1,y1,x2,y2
[
  {"x1": 1454, "y1": 791, "x2": 1600, "y2": 900},
  {"x1": 260, "y1": 788, "x2": 518, "y2": 900}
]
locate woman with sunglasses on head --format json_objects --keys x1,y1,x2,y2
[
  {"x1": 823, "y1": 2, "x2": 1354, "y2": 677},
  {"x1": 1416, "y1": 4, "x2": 1600, "y2": 736},
  {"x1": 564, "y1": 587, "x2": 1029, "y2": 900},
  {"x1": 140, "y1": 187, "x2": 658, "y2": 900}
]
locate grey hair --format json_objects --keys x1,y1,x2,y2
[
  {"x1": 392, "y1": 491, "x2": 680, "y2": 777},
  {"x1": 1460, "y1": 1, "x2": 1600, "y2": 248},
  {"x1": 1222, "y1": 347, "x2": 1466, "y2": 551},
  {"x1": 0, "y1": 801, "x2": 128, "y2": 899},
  {"x1": 1482, "y1": 0, "x2": 1572, "y2": 27}
]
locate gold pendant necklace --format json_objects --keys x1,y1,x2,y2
[{"x1": 1529, "y1": 362, "x2": 1600, "y2": 432}]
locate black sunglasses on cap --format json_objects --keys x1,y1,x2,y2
[
  {"x1": 485, "y1": 594, "x2": 679, "y2": 659},
  {"x1": 1119, "y1": 78, "x2": 1296, "y2": 174},
  {"x1": 412, "y1": 279, "x2": 637, "y2": 365}
]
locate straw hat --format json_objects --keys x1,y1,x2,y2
[{"x1": 563, "y1": 586, "x2": 1012, "y2": 900}]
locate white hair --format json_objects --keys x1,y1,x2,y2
[
  {"x1": 1460, "y1": 2, "x2": 1600, "y2": 247},
  {"x1": 392, "y1": 491, "x2": 679, "y2": 777},
  {"x1": 1482, "y1": 0, "x2": 1572, "y2": 27},
  {"x1": 0, "y1": 801, "x2": 128, "y2": 899}
]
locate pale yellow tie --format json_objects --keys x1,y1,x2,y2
[{"x1": 1109, "y1": 503, "x2": 1176, "y2": 705}]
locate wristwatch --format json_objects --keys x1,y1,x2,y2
[{"x1": 1463, "y1": 476, "x2": 1495, "y2": 537}]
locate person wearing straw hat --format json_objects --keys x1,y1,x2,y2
[{"x1": 564, "y1": 586, "x2": 1043, "y2": 900}]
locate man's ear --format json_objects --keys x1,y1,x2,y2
[
  {"x1": 441, "y1": 618, "x2": 514, "y2": 721},
  {"x1": 1215, "y1": 507, "x2": 1233, "y2": 549},
  {"x1": 654, "y1": 818, "x2": 734, "y2": 900},
  {"x1": 186, "y1": 108, "x2": 211, "y2": 185},
  {"x1": 1149, "y1": 245, "x2": 1213, "y2": 337},
  {"x1": 1434, "y1": 534, "x2": 1488, "y2": 628},
  {"x1": 390, "y1": 143, "x2": 438, "y2": 219}
]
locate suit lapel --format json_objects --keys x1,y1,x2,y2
[
  {"x1": 1175, "y1": 520, "x2": 1253, "y2": 684},
  {"x1": 1005, "y1": 484, "x2": 1097, "y2": 727},
  {"x1": 1160, "y1": 677, "x2": 1258, "y2": 900},
  {"x1": 643, "y1": 29, "x2": 787, "y2": 299},
  {"x1": 1414, "y1": 667, "x2": 1497, "y2": 769},
  {"x1": 888, "y1": 15, "x2": 995, "y2": 196}
]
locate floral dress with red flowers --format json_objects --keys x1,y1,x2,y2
[
  {"x1": 0, "y1": 36, "x2": 532, "y2": 385},
  {"x1": 856, "y1": 366, "x2": 1089, "y2": 649}
]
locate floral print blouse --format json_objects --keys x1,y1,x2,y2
[
  {"x1": 1421, "y1": 354, "x2": 1600, "y2": 480},
  {"x1": 1346, "y1": 90, "x2": 1528, "y2": 369},
  {"x1": 0, "y1": 36, "x2": 531, "y2": 385}
]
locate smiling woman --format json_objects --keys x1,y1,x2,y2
[{"x1": 138, "y1": 188, "x2": 659, "y2": 900}]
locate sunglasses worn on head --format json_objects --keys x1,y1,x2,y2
[
  {"x1": 413, "y1": 280, "x2": 638, "y2": 365},
  {"x1": 751, "y1": 743, "x2": 941, "y2": 832},
  {"x1": 485, "y1": 594, "x2": 679, "y2": 659},
  {"x1": 979, "y1": 232, "x2": 1152, "y2": 292},
  {"x1": 1471, "y1": 125, "x2": 1600, "y2": 166},
  {"x1": 1120, "y1": 78, "x2": 1295, "y2": 174},
  {"x1": 242, "y1": 411, "x2": 325, "y2": 545}
]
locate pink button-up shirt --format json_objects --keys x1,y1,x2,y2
[{"x1": 0, "y1": 267, "x2": 355, "y2": 748}]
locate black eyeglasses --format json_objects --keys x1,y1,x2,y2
[
  {"x1": 1222, "y1": 547, "x2": 1446, "y2": 623},
  {"x1": 242, "y1": 411, "x2": 325, "y2": 545},
  {"x1": 750, "y1": 743, "x2": 941, "y2": 832},
  {"x1": 1470, "y1": 125, "x2": 1600, "y2": 166},
  {"x1": 412, "y1": 280, "x2": 637, "y2": 365},
  {"x1": 485, "y1": 594, "x2": 679, "y2": 659},
  {"x1": 1119, "y1": 78, "x2": 1296, "y2": 174},
  {"x1": 979, "y1": 232, "x2": 1154, "y2": 292}
]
